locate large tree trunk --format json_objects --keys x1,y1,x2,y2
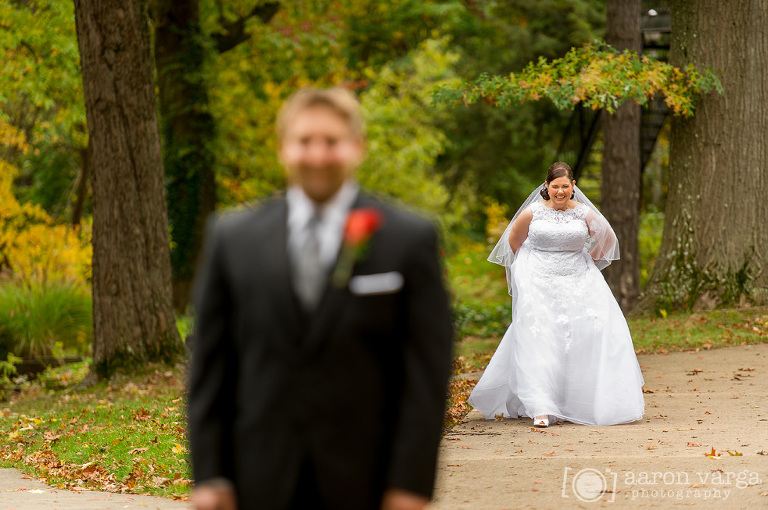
[
  {"x1": 153, "y1": 0, "x2": 217, "y2": 314},
  {"x1": 601, "y1": 0, "x2": 642, "y2": 312},
  {"x1": 639, "y1": 0, "x2": 768, "y2": 311},
  {"x1": 73, "y1": 0, "x2": 182, "y2": 377}
]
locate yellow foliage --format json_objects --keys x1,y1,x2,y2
[
  {"x1": 483, "y1": 198, "x2": 510, "y2": 246},
  {"x1": 0, "y1": 120, "x2": 91, "y2": 287}
]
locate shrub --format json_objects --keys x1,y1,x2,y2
[{"x1": 0, "y1": 281, "x2": 92, "y2": 359}]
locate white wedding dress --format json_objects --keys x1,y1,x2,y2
[{"x1": 468, "y1": 202, "x2": 645, "y2": 425}]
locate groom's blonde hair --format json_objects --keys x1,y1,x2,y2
[{"x1": 276, "y1": 87, "x2": 366, "y2": 142}]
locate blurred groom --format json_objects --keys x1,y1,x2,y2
[{"x1": 188, "y1": 87, "x2": 454, "y2": 510}]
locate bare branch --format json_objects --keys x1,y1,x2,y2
[{"x1": 214, "y1": 2, "x2": 280, "y2": 54}]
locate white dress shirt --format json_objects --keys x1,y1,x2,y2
[{"x1": 286, "y1": 180, "x2": 360, "y2": 272}]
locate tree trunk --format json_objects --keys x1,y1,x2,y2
[
  {"x1": 638, "y1": 0, "x2": 768, "y2": 311},
  {"x1": 73, "y1": 0, "x2": 182, "y2": 377},
  {"x1": 600, "y1": 0, "x2": 642, "y2": 313},
  {"x1": 71, "y1": 145, "x2": 90, "y2": 227},
  {"x1": 153, "y1": 0, "x2": 217, "y2": 314}
]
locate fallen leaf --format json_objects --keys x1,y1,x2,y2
[
  {"x1": 705, "y1": 447, "x2": 721, "y2": 459},
  {"x1": 687, "y1": 442, "x2": 702, "y2": 447},
  {"x1": 128, "y1": 447, "x2": 149, "y2": 455},
  {"x1": 151, "y1": 476, "x2": 171, "y2": 487},
  {"x1": 728, "y1": 450, "x2": 743, "y2": 456}
]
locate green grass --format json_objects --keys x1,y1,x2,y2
[
  {"x1": 0, "y1": 363, "x2": 190, "y2": 499},
  {"x1": 630, "y1": 309, "x2": 768, "y2": 354}
]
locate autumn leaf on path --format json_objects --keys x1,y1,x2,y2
[
  {"x1": 687, "y1": 442, "x2": 702, "y2": 447},
  {"x1": 705, "y1": 448, "x2": 722, "y2": 459},
  {"x1": 727, "y1": 450, "x2": 743, "y2": 456}
]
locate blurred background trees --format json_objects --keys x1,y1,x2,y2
[{"x1": 1, "y1": 0, "x2": 763, "y2": 375}]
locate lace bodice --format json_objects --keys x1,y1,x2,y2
[{"x1": 527, "y1": 202, "x2": 589, "y2": 253}]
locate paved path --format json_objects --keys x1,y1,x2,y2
[
  {"x1": 0, "y1": 469, "x2": 189, "y2": 509},
  {"x1": 432, "y1": 343, "x2": 768, "y2": 508}
]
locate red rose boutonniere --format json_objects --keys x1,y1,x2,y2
[{"x1": 332, "y1": 208, "x2": 384, "y2": 288}]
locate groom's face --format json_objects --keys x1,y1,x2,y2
[{"x1": 279, "y1": 105, "x2": 365, "y2": 204}]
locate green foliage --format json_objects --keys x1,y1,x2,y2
[
  {"x1": 0, "y1": 353, "x2": 22, "y2": 401},
  {"x1": 359, "y1": 38, "x2": 467, "y2": 223},
  {"x1": 0, "y1": 282, "x2": 92, "y2": 359},
  {"x1": 435, "y1": 41, "x2": 723, "y2": 116},
  {"x1": 639, "y1": 209, "x2": 664, "y2": 289},
  {"x1": 175, "y1": 314, "x2": 194, "y2": 343},
  {"x1": 433, "y1": 0, "x2": 606, "y2": 216},
  {"x1": 0, "y1": 0, "x2": 86, "y2": 214},
  {"x1": 34, "y1": 359, "x2": 90, "y2": 391},
  {"x1": 445, "y1": 235, "x2": 510, "y2": 338},
  {"x1": 453, "y1": 301, "x2": 509, "y2": 339}
]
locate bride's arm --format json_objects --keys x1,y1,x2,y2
[{"x1": 508, "y1": 207, "x2": 533, "y2": 253}]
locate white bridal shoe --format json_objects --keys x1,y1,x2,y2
[{"x1": 533, "y1": 416, "x2": 549, "y2": 427}]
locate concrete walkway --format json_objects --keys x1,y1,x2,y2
[
  {"x1": 0, "y1": 470, "x2": 189, "y2": 509},
  {"x1": 432, "y1": 343, "x2": 768, "y2": 508}
]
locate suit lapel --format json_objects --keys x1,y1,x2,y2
[{"x1": 261, "y1": 199, "x2": 307, "y2": 342}]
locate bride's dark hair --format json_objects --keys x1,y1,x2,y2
[{"x1": 540, "y1": 162, "x2": 575, "y2": 200}]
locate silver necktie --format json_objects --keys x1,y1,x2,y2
[{"x1": 294, "y1": 212, "x2": 324, "y2": 311}]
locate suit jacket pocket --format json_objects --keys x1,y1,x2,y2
[
  {"x1": 351, "y1": 288, "x2": 400, "y2": 333},
  {"x1": 349, "y1": 271, "x2": 403, "y2": 296}
]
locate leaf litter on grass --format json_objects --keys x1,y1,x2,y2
[{"x1": 0, "y1": 364, "x2": 191, "y2": 500}]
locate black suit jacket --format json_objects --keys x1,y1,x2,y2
[{"x1": 188, "y1": 192, "x2": 454, "y2": 509}]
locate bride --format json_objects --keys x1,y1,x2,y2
[{"x1": 468, "y1": 162, "x2": 645, "y2": 427}]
